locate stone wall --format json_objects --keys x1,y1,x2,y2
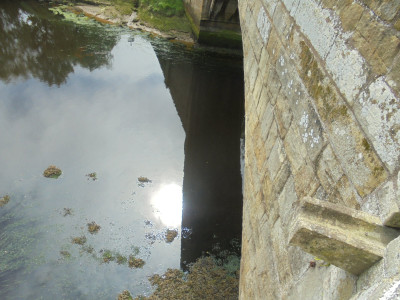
[
  {"x1": 184, "y1": 0, "x2": 242, "y2": 47},
  {"x1": 238, "y1": 0, "x2": 400, "y2": 299}
]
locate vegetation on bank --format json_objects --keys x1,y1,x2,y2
[{"x1": 48, "y1": 0, "x2": 191, "y2": 35}]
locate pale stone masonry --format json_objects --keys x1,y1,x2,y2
[{"x1": 238, "y1": 0, "x2": 400, "y2": 299}]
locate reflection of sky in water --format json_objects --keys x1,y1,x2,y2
[{"x1": 0, "y1": 34, "x2": 185, "y2": 299}]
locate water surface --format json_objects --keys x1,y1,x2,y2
[{"x1": 0, "y1": 1, "x2": 244, "y2": 298}]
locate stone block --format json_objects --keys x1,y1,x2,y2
[
  {"x1": 338, "y1": 2, "x2": 363, "y2": 32},
  {"x1": 298, "y1": 40, "x2": 388, "y2": 197},
  {"x1": 350, "y1": 275, "x2": 400, "y2": 300},
  {"x1": 282, "y1": 0, "x2": 300, "y2": 15},
  {"x1": 267, "y1": 138, "x2": 286, "y2": 181},
  {"x1": 289, "y1": 197, "x2": 400, "y2": 275},
  {"x1": 361, "y1": 180, "x2": 400, "y2": 228},
  {"x1": 296, "y1": 103, "x2": 325, "y2": 162},
  {"x1": 293, "y1": 163, "x2": 319, "y2": 198},
  {"x1": 263, "y1": 120, "x2": 278, "y2": 161},
  {"x1": 274, "y1": 94, "x2": 293, "y2": 138},
  {"x1": 272, "y1": 2, "x2": 293, "y2": 45},
  {"x1": 316, "y1": 145, "x2": 360, "y2": 208},
  {"x1": 284, "y1": 125, "x2": 308, "y2": 172},
  {"x1": 260, "y1": 101, "x2": 274, "y2": 142},
  {"x1": 278, "y1": 176, "x2": 298, "y2": 231},
  {"x1": 354, "y1": 77, "x2": 400, "y2": 174},
  {"x1": 387, "y1": 53, "x2": 400, "y2": 95},
  {"x1": 272, "y1": 218, "x2": 294, "y2": 289}
]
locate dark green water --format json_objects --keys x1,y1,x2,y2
[{"x1": 0, "y1": 1, "x2": 244, "y2": 299}]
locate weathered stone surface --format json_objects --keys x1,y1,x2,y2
[
  {"x1": 289, "y1": 197, "x2": 400, "y2": 275},
  {"x1": 239, "y1": 0, "x2": 400, "y2": 298},
  {"x1": 298, "y1": 40, "x2": 388, "y2": 197},
  {"x1": 316, "y1": 145, "x2": 360, "y2": 208},
  {"x1": 361, "y1": 180, "x2": 400, "y2": 228}
]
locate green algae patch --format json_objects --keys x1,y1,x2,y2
[
  {"x1": 60, "y1": 250, "x2": 71, "y2": 258},
  {"x1": 71, "y1": 235, "x2": 87, "y2": 245},
  {"x1": 133, "y1": 256, "x2": 238, "y2": 299},
  {"x1": 43, "y1": 165, "x2": 62, "y2": 178},
  {"x1": 199, "y1": 30, "x2": 242, "y2": 49},
  {"x1": 86, "y1": 172, "x2": 97, "y2": 181},
  {"x1": 137, "y1": 9, "x2": 191, "y2": 33},
  {"x1": 118, "y1": 290, "x2": 134, "y2": 300},
  {"x1": 139, "y1": 0, "x2": 185, "y2": 17},
  {"x1": 102, "y1": 249, "x2": 115, "y2": 263},
  {"x1": 87, "y1": 221, "x2": 101, "y2": 234},
  {"x1": 116, "y1": 254, "x2": 128, "y2": 265},
  {"x1": 0, "y1": 195, "x2": 10, "y2": 207}
]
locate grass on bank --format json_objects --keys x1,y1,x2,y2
[{"x1": 54, "y1": 0, "x2": 192, "y2": 33}]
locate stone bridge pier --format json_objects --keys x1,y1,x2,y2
[
  {"x1": 183, "y1": 0, "x2": 242, "y2": 48},
  {"x1": 185, "y1": 0, "x2": 400, "y2": 298},
  {"x1": 237, "y1": 0, "x2": 400, "y2": 299}
]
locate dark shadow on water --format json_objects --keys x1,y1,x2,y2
[{"x1": 154, "y1": 43, "x2": 244, "y2": 269}]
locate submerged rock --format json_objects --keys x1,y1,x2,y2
[
  {"x1": 0, "y1": 195, "x2": 10, "y2": 207},
  {"x1": 43, "y1": 165, "x2": 62, "y2": 179}
]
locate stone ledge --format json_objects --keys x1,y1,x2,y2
[{"x1": 289, "y1": 197, "x2": 400, "y2": 275}]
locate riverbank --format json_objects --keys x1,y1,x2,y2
[{"x1": 48, "y1": 0, "x2": 194, "y2": 44}]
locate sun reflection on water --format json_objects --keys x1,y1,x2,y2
[{"x1": 151, "y1": 183, "x2": 182, "y2": 227}]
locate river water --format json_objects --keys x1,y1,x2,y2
[{"x1": 0, "y1": 1, "x2": 244, "y2": 299}]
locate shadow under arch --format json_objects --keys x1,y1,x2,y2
[{"x1": 154, "y1": 42, "x2": 245, "y2": 269}]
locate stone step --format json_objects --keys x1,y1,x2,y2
[{"x1": 289, "y1": 197, "x2": 400, "y2": 275}]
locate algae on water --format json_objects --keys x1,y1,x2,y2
[
  {"x1": 132, "y1": 256, "x2": 239, "y2": 299},
  {"x1": 87, "y1": 221, "x2": 101, "y2": 234},
  {"x1": 43, "y1": 165, "x2": 62, "y2": 178},
  {"x1": 0, "y1": 195, "x2": 10, "y2": 207}
]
